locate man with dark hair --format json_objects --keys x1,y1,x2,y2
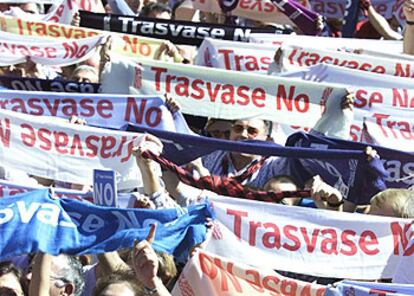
[
  {"x1": 140, "y1": 2, "x2": 171, "y2": 19},
  {"x1": 27, "y1": 254, "x2": 85, "y2": 296}
]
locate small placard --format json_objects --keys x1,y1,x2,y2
[{"x1": 93, "y1": 169, "x2": 118, "y2": 207}]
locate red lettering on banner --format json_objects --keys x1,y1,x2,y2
[
  {"x1": 340, "y1": 230, "x2": 357, "y2": 256},
  {"x1": 372, "y1": 113, "x2": 414, "y2": 140},
  {"x1": 394, "y1": 63, "x2": 414, "y2": 78},
  {"x1": 151, "y1": 66, "x2": 267, "y2": 108},
  {"x1": 227, "y1": 208, "x2": 382, "y2": 256},
  {"x1": 239, "y1": 0, "x2": 276, "y2": 12},
  {"x1": 359, "y1": 231, "x2": 379, "y2": 255},
  {"x1": 312, "y1": 0, "x2": 345, "y2": 15},
  {"x1": 122, "y1": 36, "x2": 152, "y2": 57},
  {"x1": 245, "y1": 269, "x2": 264, "y2": 292},
  {"x1": 354, "y1": 89, "x2": 384, "y2": 109},
  {"x1": 392, "y1": 88, "x2": 414, "y2": 108},
  {"x1": 63, "y1": 41, "x2": 89, "y2": 59},
  {"x1": 199, "y1": 252, "x2": 242, "y2": 292},
  {"x1": 18, "y1": 123, "x2": 135, "y2": 161},
  {"x1": 124, "y1": 98, "x2": 162, "y2": 127},
  {"x1": 48, "y1": 4, "x2": 65, "y2": 23},
  {"x1": 276, "y1": 85, "x2": 310, "y2": 113},
  {"x1": 391, "y1": 222, "x2": 414, "y2": 256},
  {"x1": 218, "y1": 49, "x2": 271, "y2": 72},
  {"x1": 227, "y1": 209, "x2": 248, "y2": 240},
  {"x1": 0, "y1": 97, "x2": 112, "y2": 119},
  {"x1": 301, "y1": 227, "x2": 319, "y2": 253},
  {"x1": 0, "y1": 118, "x2": 10, "y2": 148}
]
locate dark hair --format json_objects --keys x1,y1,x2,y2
[
  {"x1": 0, "y1": 261, "x2": 26, "y2": 295},
  {"x1": 55, "y1": 255, "x2": 85, "y2": 296},
  {"x1": 140, "y1": 2, "x2": 171, "y2": 17},
  {"x1": 93, "y1": 269, "x2": 143, "y2": 296}
]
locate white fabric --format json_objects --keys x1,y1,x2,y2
[
  {"x1": 120, "y1": 56, "x2": 349, "y2": 129},
  {"x1": 0, "y1": 31, "x2": 105, "y2": 66},
  {"x1": 172, "y1": 250, "x2": 326, "y2": 296},
  {"x1": 206, "y1": 195, "x2": 414, "y2": 279},
  {"x1": 0, "y1": 89, "x2": 181, "y2": 131},
  {"x1": 250, "y1": 33, "x2": 403, "y2": 53},
  {"x1": 176, "y1": 0, "x2": 295, "y2": 26},
  {"x1": 195, "y1": 38, "x2": 277, "y2": 74},
  {"x1": 362, "y1": 112, "x2": 414, "y2": 152},
  {"x1": 0, "y1": 109, "x2": 143, "y2": 190},
  {"x1": 281, "y1": 45, "x2": 414, "y2": 77},
  {"x1": 4, "y1": 0, "x2": 77, "y2": 25}
]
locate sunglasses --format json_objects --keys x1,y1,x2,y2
[{"x1": 231, "y1": 124, "x2": 260, "y2": 137}]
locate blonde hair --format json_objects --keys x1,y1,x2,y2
[{"x1": 370, "y1": 189, "x2": 414, "y2": 218}]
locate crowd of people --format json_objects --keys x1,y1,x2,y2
[{"x1": 0, "y1": 0, "x2": 414, "y2": 295}]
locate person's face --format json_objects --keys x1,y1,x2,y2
[
  {"x1": 229, "y1": 119, "x2": 267, "y2": 142},
  {"x1": 264, "y1": 180, "x2": 297, "y2": 193},
  {"x1": 0, "y1": 273, "x2": 24, "y2": 296},
  {"x1": 100, "y1": 282, "x2": 135, "y2": 296},
  {"x1": 71, "y1": 70, "x2": 98, "y2": 83},
  {"x1": 206, "y1": 121, "x2": 232, "y2": 140}
]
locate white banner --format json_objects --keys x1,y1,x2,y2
[
  {"x1": 4, "y1": 0, "x2": 77, "y2": 25},
  {"x1": 0, "y1": 109, "x2": 143, "y2": 190},
  {"x1": 207, "y1": 195, "x2": 414, "y2": 279},
  {"x1": 195, "y1": 38, "x2": 276, "y2": 74},
  {"x1": 114, "y1": 57, "x2": 348, "y2": 128},
  {"x1": 0, "y1": 31, "x2": 104, "y2": 66},
  {"x1": 175, "y1": 0, "x2": 294, "y2": 26},
  {"x1": 280, "y1": 64, "x2": 414, "y2": 89},
  {"x1": 0, "y1": 179, "x2": 137, "y2": 208},
  {"x1": 172, "y1": 250, "x2": 327, "y2": 296},
  {"x1": 0, "y1": 179, "x2": 93, "y2": 202},
  {"x1": 281, "y1": 45, "x2": 414, "y2": 77},
  {"x1": 0, "y1": 90, "x2": 186, "y2": 131},
  {"x1": 250, "y1": 33, "x2": 403, "y2": 53},
  {"x1": 362, "y1": 112, "x2": 414, "y2": 152}
]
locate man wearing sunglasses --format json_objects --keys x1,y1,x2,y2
[{"x1": 201, "y1": 118, "x2": 290, "y2": 189}]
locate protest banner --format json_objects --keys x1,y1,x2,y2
[
  {"x1": 79, "y1": 11, "x2": 293, "y2": 46},
  {"x1": 0, "y1": 75, "x2": 101, "y2": 93},
  {"x1": 0, "y1": 178, "x2": 142, "y2": 208},
  {"x1": 309, "y1": 0, "x2": 400, "y2": 21},
  {"x1": 0, "y1": 89, "x2": 189, "y2": 131},
  {"x1": 287, "y1": 131, "x2": 414, "y2": 191},
  {"x1": 73, "y1": 0, "x2": 105, "y2": 12},
  {"x1": 112, "y1": 57, "x2": 348, "y2": 128},
  {"x1": 0, "y1": 178, "x2": 93, "y2": 202},
  {"x1": 0, "y1": 189, "x2": 213, "y2": 259},
  {"x1": 249, "y1": 33, "x2": 402, "y2": 53},
  {"x1": 206, "y1": 195, "x2": 414, "y2": 279},
  {"x1": 0, "y1": 15, "x2": 164, "y2": 59},
  {"x1": 362, "y1": 112, "x2": 414, "y2": 152},
  {"x1": 0, "y1": 108, "x2": 144, "y2": 190},
  {"x1": 279, "y1": 64, "x2": 414, "y2": 89},
  {"x1": 326, "y1": 280, "x2": 414, "y2": 296},
  {"x1": 93, "y1": 169, "x2": 118, "y2": 207},
  {"x1": 5, "y1": 0, "x2": 77, "y2": 25},
  {"x1": 0, "y1": 31, "x2": 104, "y2": 66},
  {"x1": 175, "y1": 0, "x2": 294, "y2": 26},
  {"x1": 195, "y1": 38, "x2": 276, "y2": 74},
  {"x1": 281, "y1": 45, "x2": 414, "y2": 77},
  {"x1": 172, "y1": 249, "x2": 326, "y2": 296}
]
